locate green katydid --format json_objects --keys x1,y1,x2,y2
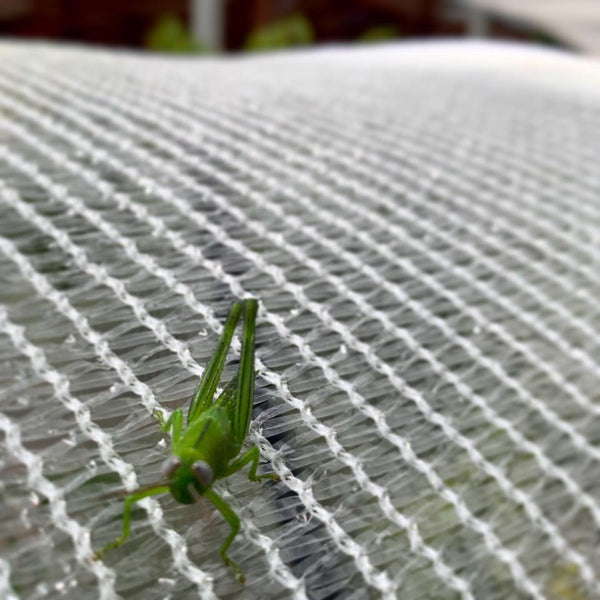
[{"x1": 94, "y1": 298, "x2": 279, "y2": 582}]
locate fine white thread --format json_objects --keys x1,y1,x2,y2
[
  {"x1": 4, "y1": 70, "x2": 596, "y2": 464},
  {"x1": 237, "y1": 82, "x2": 600, "y2": 393},
  {"x1": 0, "y1": 125, "x2": 539, "y2": 593},
  {"x1": 0, "y1": 108, "x2": 592, "y2": 595},
  {"x1": 0, "y1": 180, "x2": 410, "y2": 600},
  {"x1": 2, "y1": 79, "x2": 599, "y2": 540},
  {"x1": 177, "y1": 84, "x2": 600, "y2": 420},
  {"x1": 96, "y1": 80, "x2": 600, "y2": 438},
  {"x1": 173, "y1": 84, "x2": 600, "y2": 426},
  {"x1": 2, "y1": 70, "x2": 594, "y2": 577},
  {"x1": 0, "y1": 304, "x2": 217, "y2": 600},
  {"x1": 310, "y1": 81, "x2": 600, "y2": 241},
  {"x1": 0, "y1": 127, "x2": 560, "y2": 598},
  {"x1": 0, "y1": 558, "x2": 19, "y2": 600},
  {"x1": 0, "y1": 228, "x2": 305, "y2": 599},
  {"x1": 0, "y1": 49, "x2": 596, "y2": 596},
  {"x1": 0, "y1": 411, "x2": 118, "y2": 600}
]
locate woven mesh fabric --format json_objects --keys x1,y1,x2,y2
[{"x1": 0, "y1": 40, "x2": 599, "y2": 600}]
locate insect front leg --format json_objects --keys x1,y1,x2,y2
[
  {"x1": 225, "y1": 446, "x2": 280, "y2": 482},
  {"x1": 154, "y1": 408, "x2": 184, "y2": 447},
  {"x1": 94, "y1": 484, "x2": 169, "y2": 560},
  {"x1": 204, "y1": 488, "x2": 245, "y2": 582}
]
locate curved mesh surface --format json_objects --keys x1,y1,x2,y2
[{"x1": 0, "y1": 40, "x2": 599, "y2": 600}]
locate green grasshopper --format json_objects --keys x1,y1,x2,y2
[{"x1": 95, "y1": 299, "x2": 279, "y2": 582}]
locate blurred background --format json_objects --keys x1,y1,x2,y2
[{"x1": 0, "y1": 0, "x2": 599, "y2": 56}]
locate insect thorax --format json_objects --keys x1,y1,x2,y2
[{"x1": 177, "y1": 408, "x2": 237, "y2": 476}]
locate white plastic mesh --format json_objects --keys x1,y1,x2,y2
[{"x1": 0, "y1": 40, "x2": 599, "y2": 600}]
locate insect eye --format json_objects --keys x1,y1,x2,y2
[
  {"x1": 162, "y1": 456, "x2": 183, "y2": 479},
  {"x1": 191, "y1": 460, "x2": 213, "y2": 487}
]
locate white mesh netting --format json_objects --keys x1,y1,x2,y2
[{"x1": 0, "y1": 40, "x2": 599, "y2": 600}]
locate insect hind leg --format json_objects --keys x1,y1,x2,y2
[{"x1": 204, "y1": 488, "x2": 245, "y2": 582}]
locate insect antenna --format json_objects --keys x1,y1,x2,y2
[
  {"x1": 188, "y1": 483, "x2": 203, "y2": 504},
  {"x1": 100, "y1": 480, "x2": 171, "y2": 501}
]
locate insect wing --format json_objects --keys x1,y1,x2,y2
[
  {"x1": 188, "y1": 301, "x2": 243, "y2": 423},
  {"x1": 214, "y1": 376, "x2": 238, "y2": 413}
]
